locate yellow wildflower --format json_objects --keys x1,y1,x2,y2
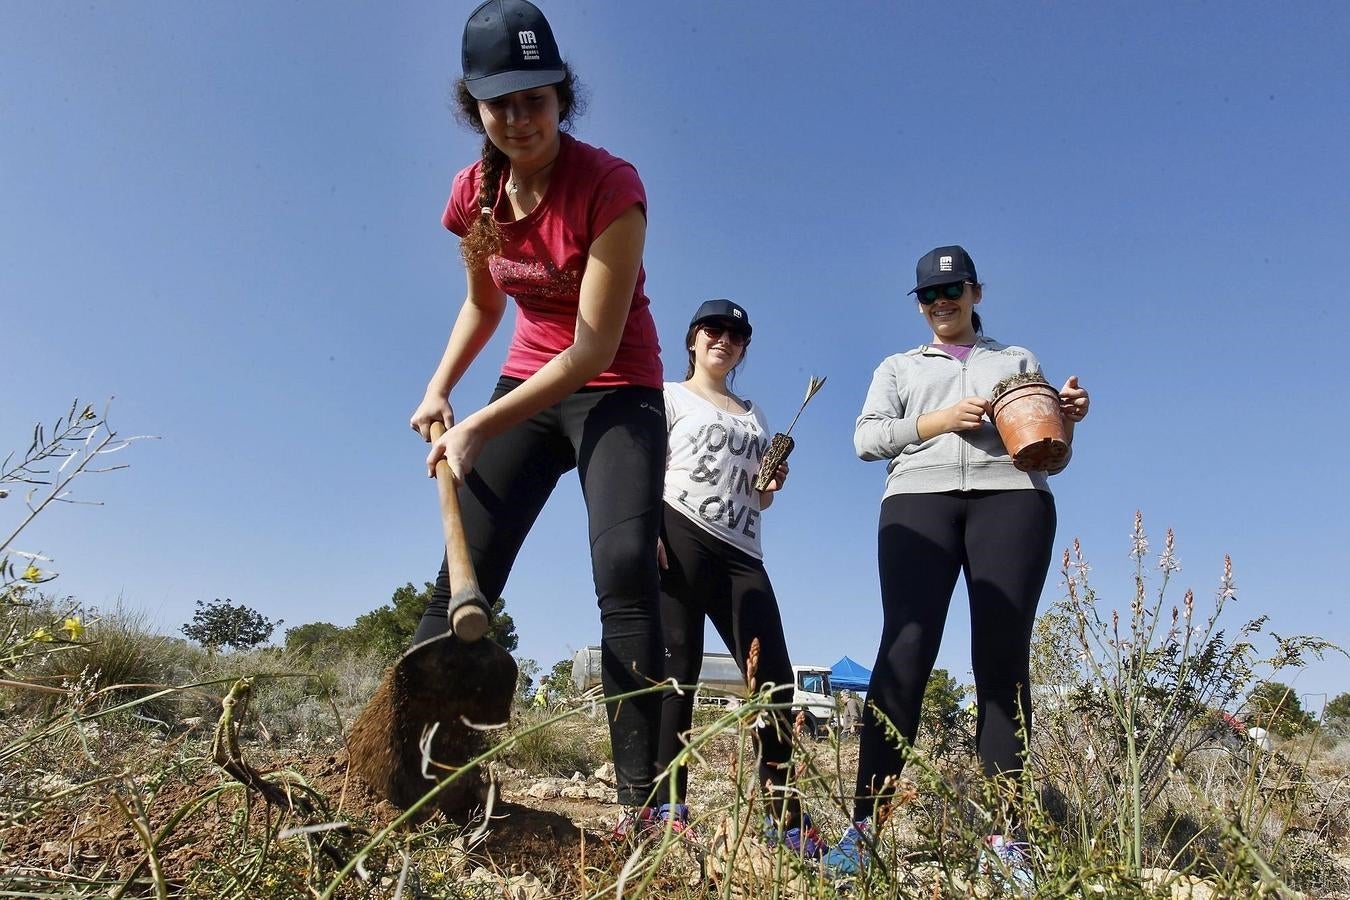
[
  {"x1": 22, "y1": 565, "x2": 42, "y2": 583},
  {"x1": 31, "y1": 627, "x2": 53, "y2": 642},
  {"x1": 62, "y1": 617, "x2": 85, "y2": 640}
]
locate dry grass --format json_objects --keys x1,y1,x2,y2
[{"x1": 3, "y1": 407, "x2": 1348, "y2": 897}]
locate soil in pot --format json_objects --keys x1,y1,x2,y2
[{"x1": 990, "y1": 376, "x2": 1069, "y2": 472}]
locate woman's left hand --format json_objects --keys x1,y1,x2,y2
[
  {"x1": 1059, "y1": 375, "x2": 1090, "y2": 422},
  {"x1": 762, "y1": 460, "x2": 789, "y2": 492}
]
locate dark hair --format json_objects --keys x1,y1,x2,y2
[
  {"x1": 971, "y1": 282, "x2": 984, "y2": 334},
  {"x1": 683, "y1": 321, "x2": 750, "y2": 385},
  {"x1": 453, "y1": 65, "x2": 585, "y2": 271}
]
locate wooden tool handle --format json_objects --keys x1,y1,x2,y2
[{"x1": 430, "y1": 422, "x2": 481, "y2": 597}]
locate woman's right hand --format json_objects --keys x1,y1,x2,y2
[
  {"x1": 929, "y1": 396, "x2": 991, "y2": 436},
  {"x1": 410, "y1": 392, "x2": 455, "y2": 442}
]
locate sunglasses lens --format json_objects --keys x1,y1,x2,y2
[
  {"x1": 702, "y1": 323, "x2": 747, "y2": 344},
  {"x1": 920, "y1": 283, "x2": 965, "y2": 304}
]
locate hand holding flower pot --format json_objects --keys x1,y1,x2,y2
[{"x1": 991, "y1": 371, "x2": 1070, "y2": 472}]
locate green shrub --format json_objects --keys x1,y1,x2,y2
[
  {"x1": 501, "y1": 711, "x2": 605, "y2": 777},
  {"x1": 15, "y1": 604, "x2": 197, "y2": 724}
]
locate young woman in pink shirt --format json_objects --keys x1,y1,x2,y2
[{"x1": 408, "y1": 0, "x2": 665, "y2": 833}]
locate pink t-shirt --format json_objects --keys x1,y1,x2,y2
[{"x1": 442, "y1": 134, "x2": 662, "y2": 388}]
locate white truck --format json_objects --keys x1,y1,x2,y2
[{"x1": 570, "y1": 646, "x2": 837, "y2": 737}]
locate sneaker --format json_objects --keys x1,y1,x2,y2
[
  {"x1": 763, "y1": 812, "x2": 828, "y2": 859},
  {"x1": 610, "y1": 806, "x2": 657, "y2": 842},
  {"x1": 656, "y1": 802, "x2": 697, "y2": 839},
  {"x1": 822, "y1": 819, "x2": 871, "y2": 877},
  {"x1": 982, "y1": 835, "x2": 1034, "y2": 891}
]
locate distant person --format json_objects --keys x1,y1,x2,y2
[
  {"x1": 827, "y1": 245, "x2": 1090, "y2": 877},
  {"x1": 408, "y1": 0, "x2": 666, "y2": 840},
  {"x1": 841, "y1": 691, "x2": 863, "y2": 738},
  {"x1": 654, "y1": 300, "x2": 827, "y2": 859}
]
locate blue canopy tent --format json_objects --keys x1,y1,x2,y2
[{"x1": 830, "y1": 656, "x2": 872, "y2": 692}]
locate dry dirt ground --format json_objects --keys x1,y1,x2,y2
[{"x1": 0, "y1": 726, "x2": 808, "y2": 898}]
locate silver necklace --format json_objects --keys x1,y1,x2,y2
[
  {"x1": 688, "y1": 381, "x2": 742, "y2": 414},
  {"x1": 507, "y1": 157, "x2": 558, "y2": 195}
]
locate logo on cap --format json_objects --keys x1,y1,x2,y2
[
  {"x1": 518, "y1": 30, "x2": 538, "y2": 59},
  {"x1": 939, "y1": 256, "x2": 953, "y2": 272},
  {"x1": 732, "y1": 309, "x2": 744, "y2": 318}
]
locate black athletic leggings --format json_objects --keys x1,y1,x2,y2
[
  {"x1": 656, "y1": 506, "x2": 801, "y2": 821},
  {"x1": 852, "y1": 489, "x2": 1056, "y2": 823},
  {"x1": 412, "y1": 376, "x2": 667, "y2": 806}
]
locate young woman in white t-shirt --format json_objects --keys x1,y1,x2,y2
[{"x1": 653, "y1": 299, "x2": 826, "y2": 859}]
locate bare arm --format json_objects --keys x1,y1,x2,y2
[
  {"x1": 410, "y1": 264, "x2": 508, "y2": 439},
  {"x1": 429, "y1": 204, "x2": 647, "y2": 477}
]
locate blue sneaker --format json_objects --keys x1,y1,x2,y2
[
  {"x1": 823, "y1": 819, "x2": 871, "y2": 877},
  {"x1": 763, "y1": 812, "x2": 828, "y2": 859},
  {"x1": 656, "y1": 802, "x2": 696, "y2": 839},
  {"x1": 981, "y1": 835, "x2": 1034, "y2": 892}
]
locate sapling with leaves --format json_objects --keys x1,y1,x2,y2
[{"x1": 753, "y1": 375, "x2": 827, "y2": 491}]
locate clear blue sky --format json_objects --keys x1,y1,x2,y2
[{"x1": 4, "y1": 3, "x2": 1348, "y2": 705}]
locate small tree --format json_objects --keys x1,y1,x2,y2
[
  {"x1": 350, "y1": 582, "x2": 519, "y2": 660},
  {"x1": 487, "y1": 596, "x2": 518, "y2": 653},
  {"x1": 182, "y1": 598, "x2": 281, "y2": 652},
  {"x1": 919, "y1": 667, "x2": 970, "y2": 759},
  {"x1": 1323, "y1": 692, "x2": 1350, "y2": 737},
  {"x1": 284, "y1": 621, "x2": 352, "y2": 659},
  {"x1": 516, "y1": 657, "x2": 539, "y2": 701},
  {"x1": 1246, "y1": 680, "x2": 1315, "y2": 738},
  {"x1": 540, "y1": 656, "x2": 579, "y2": 701}
]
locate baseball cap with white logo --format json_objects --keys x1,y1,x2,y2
[
  {"x1": 462, "y1": 0, "x2": 565, "y2": 101},
  {"x1": 909, "y1": 245, "x2": 979, "y2": 294},
  {"x1": 690, "y1": 299, "x2": 753, "y2": 336}
]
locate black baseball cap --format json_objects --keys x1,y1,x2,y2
[
  {"x1": 909, "y1": 245, "x2": 978, "y2": 294},
  {"x1": 690, "y1": 299, "x2": 752, "y2": 336},
  {"x1": 462, "y1": 0, "x2": 565, "y2": 101}
]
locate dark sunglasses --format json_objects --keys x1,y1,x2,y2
[
  {"x1": 699, "y1": 322, "x2": 750, "y2": 345},
  {"x1": 918, "y1": 282, "x2": 968, "y2": 304}
]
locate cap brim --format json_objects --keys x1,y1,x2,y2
[
  {"x1": 909, "y1": 274, "x2": 973, "y2": 294},
  {"x1": 691, "y1": 315, "x2": 752, "y2": 336},
  {"x1": 464, "y1": 69, "x2": 566, "y2": 101}
]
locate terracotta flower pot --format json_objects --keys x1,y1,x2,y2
[{"x1": 991, "y1": 381, "x2": 1069, "y2": 472}]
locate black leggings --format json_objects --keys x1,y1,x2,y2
[
  {"x1": 412, "y1": 376, "x2": 667, "y2": 806},
  {"x1": 853, "y1": 489, "x2": 1056, "y2": 822},
  {"x1": 656, "y1": 506, "x2": 800, "y2": 820}
]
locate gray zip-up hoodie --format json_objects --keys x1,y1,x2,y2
[{"x1": 854, "y1": 336, "x2": 1061, "y2": 498}]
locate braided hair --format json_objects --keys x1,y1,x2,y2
[{"x1": 452, "y1": 66, "x2": 583, "y2": 271}]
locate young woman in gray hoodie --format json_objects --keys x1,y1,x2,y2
[{"x1": 826, "y1": 245, "x2": 1090, "y2": 876}]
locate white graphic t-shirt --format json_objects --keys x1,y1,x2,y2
[{"x1": 663, "y1": 381, "x2": 772, "y2": 559}]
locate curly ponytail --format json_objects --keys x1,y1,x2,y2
[{"x1": 460, "y1": 138, "x2": 507, "y2": 271}]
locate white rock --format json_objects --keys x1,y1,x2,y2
[{"x1": 524, "y1": 781, "x2": 561, "y2": 800}]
